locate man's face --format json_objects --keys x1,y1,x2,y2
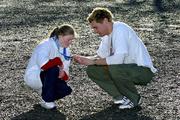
[{"x1": 90, "y1": 19, "x2": 108, "y2": 37}]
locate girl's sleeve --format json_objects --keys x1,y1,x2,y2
[
  {"x1": 62, "y1": 68, "x2": 69, "y2": 81},
  {"x1": 36, "y1": 41, "x2": 63, "y2": 70},
  {"x1": 41, "y1": 57, "x2": 63, "y2": 71},
  {"x1": 36, "y1": 41, "x2": 50, "y2": 68}
]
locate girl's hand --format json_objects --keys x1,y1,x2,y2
[
  {"x1": 58, "y1": 65, "x2": 65, "y2": 78},
  {"x1": 58, "y1": 70, "x2": 65, "y2": 79}
]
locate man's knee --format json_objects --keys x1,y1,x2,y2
[
  {"x1": 87, "y1": 65, "x2": 94, "y2": 72},
  {"x1": 86, "y1": 65, "x2": 96, "y2": 76}
]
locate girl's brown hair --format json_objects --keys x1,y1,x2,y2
[{"x1": 50, "y1": 24, "x2": 75, "y2": 38}]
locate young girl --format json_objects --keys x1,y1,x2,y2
[{"x1": 24, "y1": 24, "x2": 76, "y2": 109}]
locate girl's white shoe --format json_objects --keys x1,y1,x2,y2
[{"x1": 40, "y1": 100, "x2": 56, "y2": 109}]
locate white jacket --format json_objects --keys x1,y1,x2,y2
[
  {"x1": 97, "y1": 21, "x2": 157, "y2": 73},
  {"x1": 24, "y1": 38, "x2": 71, "y2": 90}
]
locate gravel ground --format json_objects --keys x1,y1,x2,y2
[{"x1": 0, "y1": 0, "x2": 180, "y2": 120}]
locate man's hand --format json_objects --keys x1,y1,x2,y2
[{"x1": 73, "y1": 55, "x2": 94, "y2": 65}]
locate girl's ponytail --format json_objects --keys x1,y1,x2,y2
[
  {"x1": 49, "y1": 27, "x2": 59, "y2": 38},
  {"x1": 49, "y1": 24, "x2": 76, "y2": 38}
]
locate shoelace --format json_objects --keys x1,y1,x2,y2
[
  {"x1": 122, "y1": 96, "x2": 127, "y2": 101},
  {"x1": 129, "y1": 102, "x2": 134, "y2": 107}
]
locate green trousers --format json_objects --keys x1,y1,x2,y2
[{"x1": 86, "y1": 64, "x2": 154, "y2": 106}]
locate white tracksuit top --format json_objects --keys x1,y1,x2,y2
[
  {"x1": 24, "y1": 38, "x2": 71, "y2": 90},
  {"x1": 97, "y1": 21, "x2": 157, "y2": 73}
]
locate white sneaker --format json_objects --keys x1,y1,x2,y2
[
  {"x1": 114, "y1": 96, "x2": 130, "y2": 104},
  {"x1": 40, "y1": 100, "x2": 56, "y2": 109},
  {"x1": 119, "y1": 102, "x2": 134, "y2": 109},
  {"x1": 138, "y1": 97, "x2": 142, "y2": 105},
  {"x1": 118, "y1": 97, "x2": 142, "y2": 109}
]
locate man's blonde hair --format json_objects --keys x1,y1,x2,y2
[{"x1": 87, "y1": 7, "x2": 113, "y2": 23}]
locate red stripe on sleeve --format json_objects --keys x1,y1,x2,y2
[
  {"x1": 62, "y1": 71, "x2": 69, "y2": 81},
  {"x1": 41, "y1": 57, "x2": 63, "y2": 71}
]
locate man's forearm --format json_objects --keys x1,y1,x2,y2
[
  {"x1": 86, "y1": 55, "x2": 100, "y2": 59},
  {"x1": 86, "y1": 55, "x2": 107, "y2": 65},
  {"x1": 73, "y1": 54, "x2": 107, "y2": 65},
  {"x1": 93, "y1": 58, "x2": 107, "y2": 65}
]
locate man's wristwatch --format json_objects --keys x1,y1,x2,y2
[{"x1": 93, "y1": 59, "x2": 97, "y2": 65}]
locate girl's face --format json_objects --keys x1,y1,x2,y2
[{"x1": 59, "y1": 35, "x2": 74, "y2": 48}]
